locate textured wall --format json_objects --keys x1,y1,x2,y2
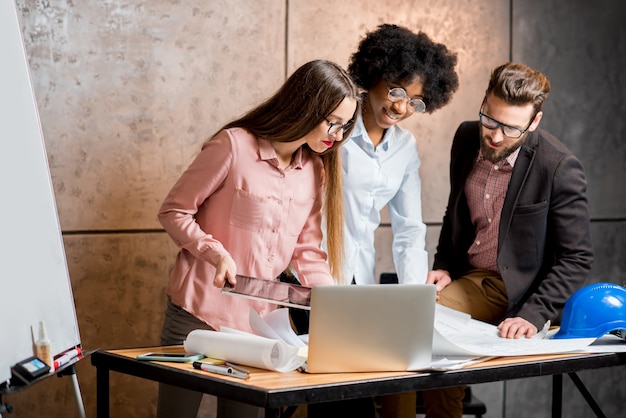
[
  {"x1": 6, "y1": 0, "x2": 624, "y2": 417},
  {"x1": 12, "y1": 0, "x2": 287, "y2": 417},
  {"x1": 18, "y1": 0, "x2": 287, "y2": 231}
]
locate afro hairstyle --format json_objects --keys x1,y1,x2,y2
[{"x1": 348, "y1": 24, "x2": 459, "y2": 113}]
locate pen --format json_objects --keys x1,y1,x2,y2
[
  {"x1": 192, "y1": 361, "x2": 249, "y2": 380},
  {"x1": 224, "y1": 361, "x2": 250, "y2": 374},
  {"x1": 54, "y1": 347, "x2": 83, "y2": 370}
]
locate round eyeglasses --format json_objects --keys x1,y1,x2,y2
[
  {"x1": 386, "y1": 81, "x2": 426, "y2": 113},
  {"x1": 325, "y1": 118, "x2": 353, "y2": 136},
  {"x1": 478, "y1": 110, "x2": 536, "y2": 139}
]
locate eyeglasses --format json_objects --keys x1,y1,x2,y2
[
  {"x1": 325, "y1": 118, "x2": 353, "y2": 136},
  {"x1": 478, "y1": 110, "x2": 536, "y2": 139},
  {"x1": 386, "y1": 81, "x2": 426, "y2": 113}
]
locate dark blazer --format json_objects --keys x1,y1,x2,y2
[{"x1": 433, "y1": 121, "x2": 593, "y2": 328}]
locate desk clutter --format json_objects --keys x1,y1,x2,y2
[
  {"x1": 169, "y1": 283, "x2": 623, "y2": 378},
  {"x1": 130, "y1": 283, "x2": 626, "y2": 384}
]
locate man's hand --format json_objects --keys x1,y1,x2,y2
[
  {"x1": 497, "y1": 317, "x2": 538, "y2": 339},
  {"x1": 426, "y1": 269, "x2": 452, "y2": 301},
  {"x1": 213, "y1": 255, "x2": 237, "y2": 288}
]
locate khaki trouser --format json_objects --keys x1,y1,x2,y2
[
  {"x1": 422, "y1": 269, "x2": 508, "y2": 418},
  {"x1": 380, "y1": 392, "x2": 417, "y2": 418}
]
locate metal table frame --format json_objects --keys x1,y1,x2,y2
[{"x1": 91, "y1": 349, "x2": 626, "y2": 418}]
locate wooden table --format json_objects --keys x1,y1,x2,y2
[{"x1": 91, "y1": 346, "x2": 626, "y2": 418}]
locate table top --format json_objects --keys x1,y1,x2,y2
[{"x1": 91, "y1": 346, "x2": 626, "y2": 408}]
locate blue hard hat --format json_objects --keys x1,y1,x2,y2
[{"x1": 553, "y1": 282, "x2": 626, "y2": 339}]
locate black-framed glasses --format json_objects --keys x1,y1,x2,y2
[
  {"x1": 478, "y1": 110, "x2": 536, "y2": 139},
  {"x1": 386, "y1": 81, "x2": 426, "y2": 113},
  {"x1": 325, "y1": 118, "x2": 353, "y2": 136}
]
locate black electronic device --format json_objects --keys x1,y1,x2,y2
[
  {"x1": 221, "y1": 274, "x2": 312, "y2": 310},
  {"x1": 10, "y1": 356, "x2": 51, "y2": 385}
]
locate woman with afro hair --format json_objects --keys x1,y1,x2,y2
[
  {"x1": 342, "y1": 23, "x2": 459, "y2": 289},
  {"x1": 312, "y1": 24, "x2": 459, "y2": 418}
]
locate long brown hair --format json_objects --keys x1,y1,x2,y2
[{"x1": 210, "y1": 60, "x2": 361, "y2": 283}]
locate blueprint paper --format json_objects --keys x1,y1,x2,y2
[{"x1": 433, "y1": 305, "x2": 596, "y2": 357}]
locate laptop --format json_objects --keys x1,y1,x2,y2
[{"x1": 306, "y1": 284, "x2": 436, "y2": 373}]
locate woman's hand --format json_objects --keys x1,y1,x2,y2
[{"x1": 213, "y1": 255, "x2": 237, "y2": 288}]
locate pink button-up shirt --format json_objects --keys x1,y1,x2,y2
[{"x1": 158, "y1": 127, "x2": 333, "y2": 332}]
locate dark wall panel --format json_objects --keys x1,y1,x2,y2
[
  {"x1": 512, "y1": 0, "x2": 626, "y2": 219},
  {"x1": 509, "y1": 1, "x2": 626, "y2": 417},
  {"x1": 511, "y1": 0, "x2": 626, "y2": 282}
]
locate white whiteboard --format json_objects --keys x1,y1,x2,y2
[{"x1": 0, "y1": 1, "x2": 81, "y2": 384}]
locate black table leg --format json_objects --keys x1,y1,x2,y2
[
  {"x1": 552, "y1": 374, "x2": 562, "y2": 418},
  {"x1": 568, "y1": 372, "x2": 606, "y2": 418},
  {"x1": 96, "y1": 366, "x2": 110, "y2": 418},
  {"x1": 265, "y1": 407, "x2": 282, "y2": 418}
]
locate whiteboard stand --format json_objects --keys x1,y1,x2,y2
[
  {"x1": 1, "y1": 0, "x2": 84, "y2": 411},
  {"x1": 0, "y1": 358, "x2": 87, "y2": 418},
  {"x1": 58, "y1": 365, "x2": 86, "y2": 418},
  {"x1": 0, "y1": 395, "x2": 13, "y2": 417}
]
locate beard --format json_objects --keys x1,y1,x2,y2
[{"x1": 479, "y1": 132, "x2": 526, "y2": 163}]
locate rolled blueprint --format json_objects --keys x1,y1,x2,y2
[{"x1": 183, "y1": 329, "x2": 305, "y2": 372}]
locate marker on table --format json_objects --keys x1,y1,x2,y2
[
  {"x1": 54, "y1": 347, "x2": 83, "y2": 370},
  {"x1": 192, "y1": 361, "x2": 249, "y2": 380}
]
